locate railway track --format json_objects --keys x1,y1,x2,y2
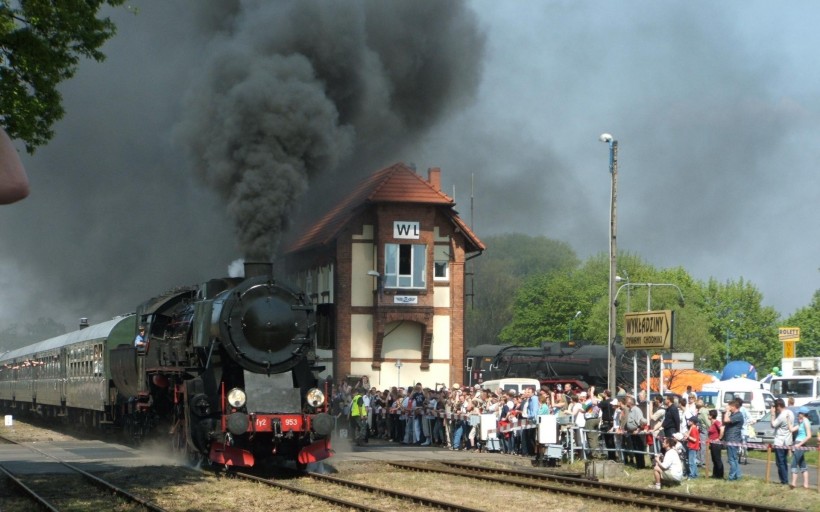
[
  {"x1": 0, "y1": 433, "x2": 167, "y2": 512},
  {"x1": 390, "y1": 461, "x2": 802, "y2": 512},
  {"x1": 233, "y1": 469, "x2": 485, "y2": 511}
]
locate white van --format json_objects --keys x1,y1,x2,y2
[
  {"x1": 701, "y1": 377, "x2": 775, "y2": 420},
  {"x1": 480, "y1": 378, "x2": 540, "y2": 396}
]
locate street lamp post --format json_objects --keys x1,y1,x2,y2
[
  {"x1": 600, "y1": 133, "x2": 618, "y2": 392},
  {"x1": 568, "y1": 310, "x2": 582, "y2": 341}
]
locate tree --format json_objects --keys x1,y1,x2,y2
[
  {"x1": 701, "y1": 277, "x2": 781, "y2": 371},
  {"x1": 500, "y1": 253, "x2": 609, "y2": 345},
  {"x1": 785, "y1": 289, "x2": 820, "y2": 358},
  {"x1": 465, "y1": 233, "x2": 578, "y2": 347},
  {"x1": 0, "y1": 1, "x2": 126, "y2": 152}
]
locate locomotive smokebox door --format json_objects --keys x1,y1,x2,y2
[{"x1": 219, "y1": 276, "x2": 312, "y2": 374}]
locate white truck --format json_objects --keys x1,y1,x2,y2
[{"x1": 769, "y1": 357, "x2": 820, "y2": 406}]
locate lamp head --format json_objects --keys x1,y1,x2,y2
[
  {"x1": 574, "y1": 310, "x2": 582, "y2": 319},
  {"x1": 366, "y1": 270, "x2": 380, "y2": 277},
  {"x1": 599, "y1": 133, "x2": 613, "y2": 143}
]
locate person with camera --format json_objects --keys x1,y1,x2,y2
[
  {"x1": 771, "y1": 398, "x2": 794, "y2": 485},
  {"x1": 651, "y1": 436, "x2": 683, "y2": 489}
]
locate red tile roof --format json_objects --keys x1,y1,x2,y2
[{"x1": 286, "y1": 162, "x2": 484, "y2": 253}]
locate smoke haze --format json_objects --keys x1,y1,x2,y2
[{"x1": 0, "y1": 1, "x2": 817, "y2": 341}]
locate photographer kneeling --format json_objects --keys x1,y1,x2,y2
[{"x1": 652, "y1": 436, "x2": 684, "y2": 490}]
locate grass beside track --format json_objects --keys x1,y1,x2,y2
[{"x1": 1, "y1": 419, "x2": 819, "y2": 511}]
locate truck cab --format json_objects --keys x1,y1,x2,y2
[{"x1": 770, "y1": 357, "x2": 820, "y2": 407}]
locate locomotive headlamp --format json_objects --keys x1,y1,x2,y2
[
  {"x1": 306, "y1": 388, "x2": 325, "y2": 408},
  {"x1": 227, "y1": 387, "x2": 247, "y2": 408}
]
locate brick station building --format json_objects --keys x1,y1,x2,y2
[{"x1": 285, "y1": 163, "x2": 484, "y2": 389}]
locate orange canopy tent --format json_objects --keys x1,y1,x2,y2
[{"x1": 641, "y1": 369, "x2": 717, "y2": 395}]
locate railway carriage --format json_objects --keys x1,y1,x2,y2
[{"x1": 0, "y1": 315, "x2": 135, "y2": 426}]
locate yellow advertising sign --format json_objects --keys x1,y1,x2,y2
[
  {"x1": 624, "y1": 310, "x2": 674, "y2": 350},
  {"x1": 778, "y1": 327, "x2": 800, "y2": 342},
  {"x1": 783, "y1": 339, "x2": 796, "y2": 358}
]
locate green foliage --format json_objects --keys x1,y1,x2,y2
[
  {"x1": 500, "y1": 253, "x2": 609, "y2": 345},
  {"x1": 701, "y1": 277, "x2": 781, "y2": 371},
  {"x1": 0, "y1": 0, "x2": 126, "y2": 152},
  {"x1": 465, "y1": 233, "x2": 578, "y2": 347},
  {"x1": 470, "y1": 235, "x2": 817, "y2": 378},
  {"x1": 785, "y1": 289, "x2": 820, "y2": 358}
]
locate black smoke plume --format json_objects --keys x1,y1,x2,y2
[{"x1": 176, "y1": 0, "x2": 485, "y2": 260}]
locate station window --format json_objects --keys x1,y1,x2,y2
[
  {"x1": 433, "y1": 245, "x2": 449, "y2": 281},
  {"x1": 384, "y1": 243, "x2": 426, "y2": 289}
]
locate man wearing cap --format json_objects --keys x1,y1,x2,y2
[
  {"x1": 685, "y1": 416, "x2": 701, "y2": 478},
  {"x1": 134, "y1": 325, "x2": 147, "y2": 351}
]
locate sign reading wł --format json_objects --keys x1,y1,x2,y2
[
  {"x1": 778, "y1": 327, "x2": 800, "y2": 343},
  {"x1": 624, "y1": 310, "x2": 674, "y2": 350},
  {"x1": 393, "y1": 221, "x2": 420, "y2": 239}
]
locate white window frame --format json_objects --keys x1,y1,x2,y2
[{"x1": 384, "y1": 243, "x2": 426, "y2": 289}]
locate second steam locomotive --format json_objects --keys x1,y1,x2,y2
[
  {"x1": 0, "y1": 262, "x2": 333, "y2": 469},
  {"x1": 466, "y1": 341, "x2": 639, "y2": 390}
]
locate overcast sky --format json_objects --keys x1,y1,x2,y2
[{"x1": 1, "y1": 1, "x2": 817, "y2": 333}]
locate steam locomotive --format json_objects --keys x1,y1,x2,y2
[
  {"x1": 465, "y1": 341, "x2": 642, "y2": 390},
  {"x1": 0, "y1": 262, "x2": 333, "y2": 469}
]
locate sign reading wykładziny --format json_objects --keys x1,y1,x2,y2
[{"x1": 624, "y1": 310, "x2": 674, "y2": 350}]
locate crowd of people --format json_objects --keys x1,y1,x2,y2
[{"x1": 327, "y1": 377, "x2": 814, "y2": 491}]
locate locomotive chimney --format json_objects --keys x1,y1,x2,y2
[
  {"x1": 427, "y1": 167, "x2": 441, "y2": 191},
  {"x1": 79, "y1": 318, "x2": 89, "y2": 330},
  {"x1": 244, "y1": 261, "x2": 273, "y2": 279}
]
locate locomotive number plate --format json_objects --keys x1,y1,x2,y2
[{"x1": 253, "y1": 414, "x2": 303, "y2": 432}]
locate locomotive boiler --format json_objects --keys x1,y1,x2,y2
[
  {"x1": 465, "y1": 341, "x2": 641, "y2": 390},
  {"x1": 0, "y1": 262, "x2": 333, "y2": 469}
]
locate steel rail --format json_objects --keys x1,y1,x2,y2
[
  {"x1": 0, "y1": 463, "x2": 60, "y2": 512},
  {"x1": 233, "y1": 470, "x2": 389, "y2": 512},
  {"x1": 0, "y1": 433, "x2": 168, "y2": 512},
  {"x1": 391, "y1": 461, "x2": 801, "y2": 512},
  {"x1": 307, "y1": 471, "x2": 486, "y2": 512},
  {"x1": 440, "y1": 460, "x2": 800, "y2": 512}
]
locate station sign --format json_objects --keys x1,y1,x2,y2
[
  {"x1": 393, "y1": 221, "x2": 420, "y2": 239},
  {"x1": 623, "y1": 310, "x2": 674, "y2": 350}
]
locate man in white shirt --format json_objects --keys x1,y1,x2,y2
[{"x1": 652, "y1": 436, "x2": 684, "y2": 489}]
